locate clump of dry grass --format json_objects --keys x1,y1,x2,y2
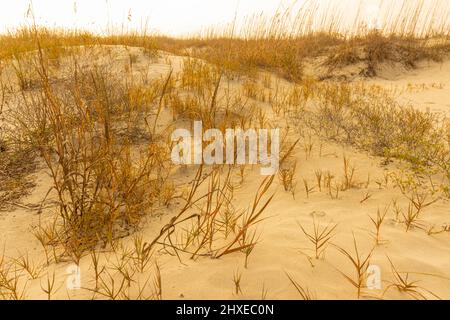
[
  {"x1": 0, "y1": 1, "x2": 447, "y2": 85},
  {"x1": 0, "y1": 250, "x2": 28, "y2": 300},
  {"x1": 341, "y1": 156, "x2": 358, "y2": 191},
  {"x1": 2, "y1": 29, "x2": 175, "y2": 261},
  {"x1": 0, "y1": 26, "x2": 158, "y2": 61},
  {"x1": 368, "y1": 206, "x2": 389, "y2": 245},
  {"x1": 309, "y1": 81, "x2": 450, "y2": 191},
  {"x1": 279, "y1": 162, "x2": 297, "y2": 194},
  {"x1": 0, "y1": 0, "x2": 448, "y2": 301},
  {"x1": 326, "y1": 31, "x2": 449, "y2": 76},
  {"x1": 302, "y1": 179, "x2": 315, "y2": 199},
  {"x1": 12, "y1": 252, "x2": 44, "y2": 280},
  {"x1": 232, "y1": 269, "x2": 243, "y2": 295},
  {"x1": 81, "y1": 242, "x2": 164, "y2": 300},
  {"x1": 184, "y1": 0, "x2": 449, "y2": 80},
  {"x1": 1, "y1": 20, "x2": 279, "y2": 271},
  {"x1": 383, "y1": 257, "x2": 441, "y2": 300},
  {"x1": 298, "y1": 218, "x2": 337, "y2": 259},
  {"x1": 334, "y1": 234, "x2": 374, "y2": 299},
  {"x1": 0, "y1": 148, "x2": 37, "y2": 210}
]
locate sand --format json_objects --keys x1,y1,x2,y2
[{"x1": 0, "y1": 46, "x2": 449, "y2": 300}]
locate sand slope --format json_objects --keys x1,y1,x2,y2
[{"x1": 1, "y1": 46, "x2": 449, "y2": 300}]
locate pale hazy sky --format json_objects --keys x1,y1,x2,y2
[
  {"x1": 0, "y1": 0, "x2": 297, "y2": 35},
  {"x1": 0, "y1": 0, "x2": 448, "y2": 36}
]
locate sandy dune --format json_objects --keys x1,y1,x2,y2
[{"x1": 1, "y1": 46, "x2": 449, "y2": 300}]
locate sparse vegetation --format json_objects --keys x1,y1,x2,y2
[
  {"x1": 0, "y1": 0, "x2": 449, "y2": 301},
  {"x1": 298, "y1": 218, "x2": 337, "y2": 259},
  {"x1": 334, "y1": 234, "x2": 374, "y2": 299}
]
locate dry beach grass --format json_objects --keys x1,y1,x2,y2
[{"x1": 0, "y1": 0, "x2": 449, "y2": 300}]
